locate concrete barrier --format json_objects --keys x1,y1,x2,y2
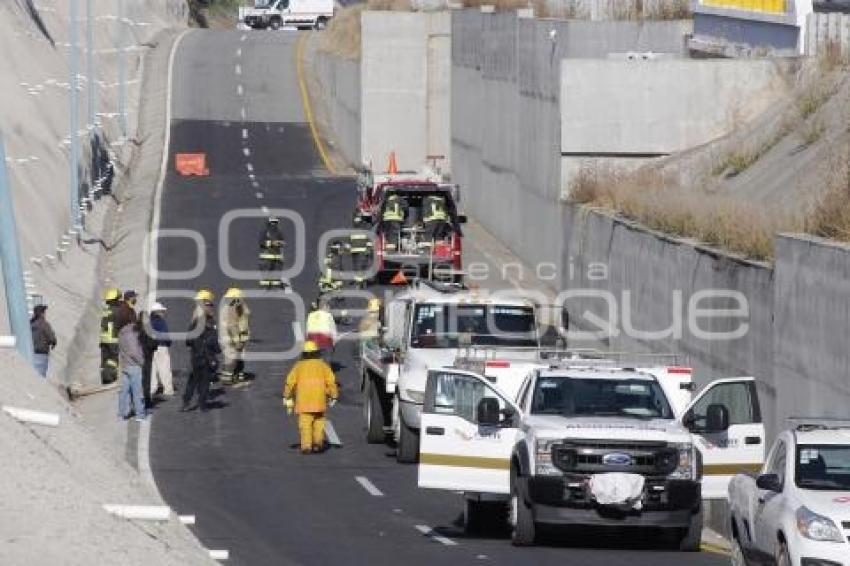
[{"x1": 314, "y1": 50, "x2": 362, "y2": 167}]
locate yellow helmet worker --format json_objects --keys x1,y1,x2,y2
[
  {"x1": 195, "y1": 288, "x2": 215, "y2": 302},
  {"x1": 220, "y1": 286, "x2": 250, "y2": 384},
  {"x1": 283, "y1": 340, "x2": 339, "y2": 454}
]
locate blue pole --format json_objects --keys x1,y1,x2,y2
[
  {"x1": 0, "y1": 136, "x2": 34, "y2": 364},
  {"x1": 70, "y1": 0, "x2": 81, "y2": 227}
]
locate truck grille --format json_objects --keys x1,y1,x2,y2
[{"x1": 552, "y1": 439, "x2": 678, "y2": 476}]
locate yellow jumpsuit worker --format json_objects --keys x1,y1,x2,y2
[{"x1": 283, "y1": 341, "x2": 339, "y2": 454}]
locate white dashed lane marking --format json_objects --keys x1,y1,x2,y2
[
  {"x1": 243, "y1": 147, "x2": 251, "y2": 157},
  {"x1": 240, "y1": 107, "x2": 246, "y2": 120},
  {"x1": 236, "y1": 47, "x2": 242, "y2": 57},
  {"x1": 237, "y1": 84, "x2": 244, "y2": 96},
  {"x1": 415, "y1": 525, "x2": 457, "y2": 546},
  {"x1": 235, "y1": 64, "x2": 242, "y2": 75},
  {"x1": 355, "y1": 476, "x2": 384, "y2": 497},
  {"x1": 242, "y1": 128, "x2": 248, "y2": 139},
  {"x1": 255, "y1": 191, "x2": 264, "y2": 199},
  {"x1": 246, "y1": 163, "x2": 254, "y2": 172}
]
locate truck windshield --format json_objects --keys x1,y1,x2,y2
[
  {"x1": 796, "y1": 445, "x2": 850, "y2": 490},
  {"x1": 530, "y1": 376, "x2": 674, "y2": 419},
  {"x1": 410, "y1": 304, "x2": 537, "y2": 348}
]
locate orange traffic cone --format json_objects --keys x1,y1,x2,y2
[
  {"x1": 387, "y1": 151, "x2": 398, "y2": 175},
  {"x1": 390, "y1": 270, "x2": 408, "y2": 285}
]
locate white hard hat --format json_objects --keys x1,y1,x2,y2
[{"x1": 150, "y1": 301, "x2": 167, "y2": 312}]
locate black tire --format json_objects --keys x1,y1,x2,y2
[
  {"x1": 510, "y1": 466, "x2": 535, "y2": 546},
  {"x1": 396, "y1": 410, "x2": 420, "y2": 464},
  {"x1": 678, "y1": 507, "x2": 703, "y2": 552},
  {"x1": 464, "y1": 499, "x2": 485, "y2": 535},
  {"x1": 364, "y1": 378, "x2": 385, "y2": 444},
  {"x1": 315, "y1": 17, "x2": 328, "y2": 30},
  {"x1": 730, "y1": 533, "x2": 749, "y2": 566},
  {"x1": 269, "y1": 18, "x2": 282, "y2": 30}
]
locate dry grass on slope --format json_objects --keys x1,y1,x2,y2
[
  {"x1": 569, "y1": 168, "x2": 800, "y2": 261},
  {"x1": 806, "y1": 144, "x2": 850, "y2": 242}
]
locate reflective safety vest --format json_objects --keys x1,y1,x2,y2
[
  {"x1": 99, "y1": 304, "x2": 118, "y2": 345},
  {"x1": 383, "y1": 200, "x2": 404, "y2": 222},
  {"x1": 349, "y1": 233, "x2": 370, "y2": 254},
  {"x1": 423, "y1": 197, "x2": 448, "y2": 224}
]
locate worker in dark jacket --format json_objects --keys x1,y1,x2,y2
[
  {"x1": 182, "y1": 295, "x2": 221, "y2": 412},
  {"x1": 30, "y1": 305, "x2": 57, "y2": 378},
  {"x1": 114, "y1": 289, "x2": 138, "y2": 333}
]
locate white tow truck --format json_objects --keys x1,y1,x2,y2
[
  {"x1": 417, "y1": 352, "x2": 766, "y2": 549},
  {"x1": 728, "y1": 419, "x2": 850, "y2": 566},
  {"x1": 360, "y1": 281, "x2": 542, "y2": 463},
  {"x1": 239, "y1": 0, "x2": 333, "y2": 30}
]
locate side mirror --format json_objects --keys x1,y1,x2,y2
[
  {"x1": 705, "y1": 403, "x2": 730, "y2": 433},
  {"x1": 457, "y1": 214, "x2": 468, "y2": 224},
  {"x1": 682, "y1": 411, "x2": 696, "y2": 431},
  {"x1": 756, "y1": 473, "x2": 782, "y2": 493},
  {"x1": 477, "y1": 398, "x2": 500, "y2": 426}
]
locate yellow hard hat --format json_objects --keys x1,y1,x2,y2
[
  {"x1": 195, "y1": 289, "x2": 215, "y2": 302},
  {"x1": 224, "y1": 287, "x2": 243, "y2": 300},
  {"x1": 303, "y1": 340, "x2": 319, "y2": 353},
  {"x1": 367, "y1": 298, "x2": 381, "y2": 312},
  {"x1": 103, "y1": 287, "x2": 121, "y2": 301}
]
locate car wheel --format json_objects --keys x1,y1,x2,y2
[
  {"x1": 315, "y1": 17, "x2": 328, "y2": 30},
  {"x1": 775, "y1": 541, "x2": 791, "y2": 566},
  {"x1": 730, "y1": 535, "x2": 749, "y2": 566},
  {"x1": 269, "y1": 18, "x2": 281, "y2": 30},
  {"x1": 396, "y1": 407, "x2": 420, "y2": 464},
  {"x1": 464, "y1": 499, "x2": 485, "y2": 535},
  {"x1": 364, "y1": 378, "x2": 385, "y2": 444},
  {"x1": 678, "y1": 507, "x2": 703, "y2": 552},
  {"x1": 510, "y1": 466, "x2": 535, "y2": 546}
]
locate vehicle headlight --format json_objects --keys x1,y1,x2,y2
[
  {"x1": 796, "y1": 506, "x2": 844, "y2": 543},
  {"x1": 535, "y1": 439, "x2": 560, "y2": 476},
  {"x1": 667, "y1": 442, "x2": 695, "y2": 480},
  {"x1": 404, "y1": 389, "x2": 425, "y2": 404}
]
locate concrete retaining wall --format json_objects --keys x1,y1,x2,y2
[
  {"x1": 361, "y1": 11, "x2": 451, "y2": 172},
  {"x1": 314, "y1": 51, "x2": 361, "y2": 167}
]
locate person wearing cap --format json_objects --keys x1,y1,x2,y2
[
  {"x1": 141, "y1": 301, "x2": 174, "y2": 401},
  {"x1": 306, "y1": 300, "x2": 337, "y2": 365},
  {"x1": 117, "y1": 317, "x2": 146, "y2": 421},
  {"x1": 99, "y1": 287, "x2": 122, "y2": 385},
  {"x1": 183, "y1": 292, "x2": 220, "y2": 412},
  {"x1": 30, "y1": 304, "x2": 57, "y2": 378},
  {"x1": 114, "y1": 289, "x2": 139, "y2": 333},
  {"x1": 219, "y1": 287, "x2": 251, "y2": 384},
  {"x1": 283, "y1": 340, "x2": 339, "y2": 454}
]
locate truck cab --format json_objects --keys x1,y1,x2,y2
[
  {"x1": 360, "y1": 283, "x2": 542, "y2": 463},
  {"x1": 728, "y1": 420, "x2": 850, "y2": 566},
  {"x1": 417, "y1": 358, "x2": 765, "y2": 549}
]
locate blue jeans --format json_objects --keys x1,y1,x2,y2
[
  {"x1": 32, "y1": 353, "x2": 49, "y2": 378},
  {"x1": 118, "y1": 365, "x2": 146, "y2": 419}
]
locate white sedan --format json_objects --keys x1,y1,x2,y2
[{"x1": 728, "y1": 422, "x2": 850, "y2": 566}]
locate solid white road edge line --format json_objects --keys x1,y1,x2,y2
[
  {"x1": 415, "y1": 525, "x2": 458, "y2": 546},
  {"x1": 102, "y1": 504, "x2": 171, "y2": 521},
  {"x1": 355, "y1": 476, "x2": 384, "y2": 497}
]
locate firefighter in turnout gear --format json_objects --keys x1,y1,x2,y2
[
  {"x1": 220, "y1": 287, "x2": 251, "y2": 384},
  {"x1": 283, "y1": 340, "x2": 339, "y2": 454},
  {"x1": 347, "y1": 232, "x2": 372, "y2": 288},
  {"x1": 381, "y1": 194, "x2": 406, "y2": 249},
  {"x1": 422, "y1": 194, "x2": 449, "y2": 241},
  {"x1": 99, "y1": 287, "x2": 122, "y2": 384},
  {"x1": 259, "y1": 216, "x2": 285, "y2": 288},
  {"x1": 318, "y1": 242, "x2": 344, "y2": 295}
]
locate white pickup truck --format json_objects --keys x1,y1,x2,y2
[
  {"x1": 239, "y1": 0, "x2": 333, "y2": 30},
  {"x1": 360, "y1": 281, "x2": 542, "y2": 463},
  {"x1": 728, "y1": 420, "x2": 850, "y2": 566},
  {"x1": 417, "y1": 354, "x2": 766, "y2": 549}
]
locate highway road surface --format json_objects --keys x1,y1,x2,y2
[{"x1": 149, "y1": 29, "x2": 729, "y2": 566}]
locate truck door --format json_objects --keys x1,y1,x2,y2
[
  {"x1": 682, "y1": 377, "x2": 765, "y2": 499},
  {"x1": 418, "y1": 369, "x2": 520, "y2": 494}
]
